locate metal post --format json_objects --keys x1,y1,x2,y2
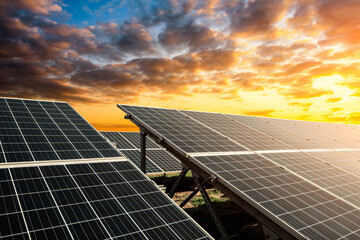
[
  {"x1": 140, "y1": 130, "x2": 147, "y2": 173},
  {"x1": 193, "y1": 174, "x2": 229, "y2": 240},
  {"x1": 168, "y1": 164, "x2": 190, "y2": 198}
]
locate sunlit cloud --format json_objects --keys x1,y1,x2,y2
[{"x1": 1, "y1": 0, "x2": 360, "y2": 130}]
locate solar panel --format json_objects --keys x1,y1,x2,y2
[
  {"x1": 226, "y1": 115, "x2": 326, "y2": 149},
  {"x1": 181, "y1": 111, "x2": 294, "y2": 151},
  {"x1": 146, "y1": 150, "x2": 181, "y2": 173},
  {"x1": 0, "y1": 98, "x2": 212, "y2": 240},
  {"x1": 120, "y1": 150, "x2": 163, "y2": 173},
  {"x1": 120, "y1": 132, "x2": 161, "y2": 149},
  {"x1": 118, "y1": 104, "x2": 360, "y2": 239},
  {"x1": 259, "y1": 118, "x2": 354, "y2": 149},
  {"x1": 119, "y1": 105, "x2": 246, "y2": 153},
  {"x1": 0, "y1": 98, "x2": 121, "y2": 162},
  {"x1": 101, "y1": 131, "x2": 181, "y2": 173},
  {"x1": 193, "y1": 154, "x2": 360, "y2": 239},
  {"x1": 101, "y1": 132, "x2": 136, "y2": 150},
  {"x1": 1, "y1": 160, "x2": 211, "y2": 239}
]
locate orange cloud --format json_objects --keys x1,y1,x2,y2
[
  {"x1": 245, "y1": 110, "x2": 276, "y2": 117},
  {"x1": 326, "y1": 97, "x2": 342, "y2": 103}
]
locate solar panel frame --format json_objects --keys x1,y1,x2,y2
[
  {"x1": 1, "y1": 98, "x2": 212, "y2": 239},
  {"x1": 118, "y1": 104, "x2": 360, "y2": 240},
  {"x1": 0, "y1": 97, "x2": 122, "y2": 163},
  {"x1": 180, "y1": 110, "x2": 295, "y2": 151},
  {"x1": 118, "y1": 105, "x2": 247, "y2": 153},
  {"x1": 1, "y1": 159, "x2": 212, "y2": 240}
]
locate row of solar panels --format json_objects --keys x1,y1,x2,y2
[
  {"x1": 0, "y1": 98, "x2": 212, "y2": 240},
  {"x1": 100, "y1": 132, "x2": 181, "y2": 174},
  {"x1": 119, "y1": 105, "x2": 360, "y2": 153},
  {"x1": 119, "y1": 105, "x2": 360, "y2": 240}
]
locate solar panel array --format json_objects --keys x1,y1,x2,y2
[
  {"x1": 119, "y1": 104, "x2": 360, "y2": 239},
  {"x1": 0, "y1": 98, "x2": 211, "y2": 240},
  {"x1": 101, "y1": 132, "x2": 181, "y2": 174},
  {"x1": 0, "y1": 98, "x2": 121, "y2": 162}
]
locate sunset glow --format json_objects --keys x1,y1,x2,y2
[{"x1": 1, "y1": 0, "x2": 360, "y2": 130}]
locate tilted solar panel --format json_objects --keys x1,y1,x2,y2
[
  {"x1": 119, "y1": 105, "x2": 246, "y2": 153},
  {"x1": 120, "y1": 132, "x2": 160, "y2": 149},
  {"x1": 0, "y1": 98, "x2": 120, "y2": 162},
  {"x1": 100, "y1": 131, "x2": 181, "y2": 173},
  {"x1": 101, "y1": 132, "x2": 135, "y2": 150},
  {"x1": 181, "y1": 111, "x2": 294, "y2": 151},
  {"x1": 119, "y1": 104, "x2": 360, "y2": 239},
  {"x1": 0, "y1": 98, "x2": 212, "y2": 240},
  {"x1": 0, "y1": 160, "x2": 212, "y2": 239},
  {"x1": 120, "y1": 150, "x2": 163, "y2": 173}
]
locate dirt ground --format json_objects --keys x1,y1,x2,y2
[{"x1": 149, "y1": 173, "x2": 265, "y2": 240}]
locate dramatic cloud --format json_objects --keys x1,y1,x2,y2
[{"x1": 2, "y1": 0, "x2": 360, "y2": 130}]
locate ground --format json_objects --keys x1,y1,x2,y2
[{"x1": 149, "y1": 173, "x2": 264, "y2": 240}]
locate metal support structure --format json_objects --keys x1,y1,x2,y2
[
  {"x1": 118, "y1": 107, "x2": 299, "y2": 240},
  {"x1": 263, "y1": 225, "x2": 279, "y2": 240},
  {"x1": 179, "y1": 187, "x2": 199, "y2": 208},
  {"x1": 140, "y1": 130, "x2": 147, "y2": 173},
  {"x1": 193, "y1": 172, "x2": 229, "y2": 240},
  {"x1": 168, "y1": 164, "x2": 190, "y2": 198}
]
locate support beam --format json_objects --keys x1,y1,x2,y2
[
  {"x1": 118, "y1": 113, "x2": 298, "y2": 240},
  {"x1": 263, "y1": 225, "x2": 279, "y2": 240},
  {"x1": 140, "y1": 130, "x2": 147, "y2": 173},
  {"x1": 168, "y1": 164, "x2": 190, "y2": 198},
  {"x1": 193, "y1": 173, "x2": 229, "y2": 240},
  {"x1": 180, "y1": 187, "x2": 199, "y2": 208}
]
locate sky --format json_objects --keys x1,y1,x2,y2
[{"x1": 1, "y1": 0, "x2": 360, "y2": 131}]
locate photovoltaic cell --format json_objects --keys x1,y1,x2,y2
[
  {"x1": 119, "y1": 105, "x2": 246, "y2": 153},
  {"x1": 120, "y1": 150, "x2": 163, "y2": 173},
  {"x1": 1, "y1": 99, "x2": 211, "y2": 239},
  {"x1": 120, "y1": 132, "x2": 161, "y2": 149},
  {"x1": 1, "y1": 161, "x2": 211, "y2": 240},
  {"x1": 194, "y1": 154, "x2": 360, "y2": 239},
  {"x1": 101, "y1": 132, "x2": 136, "y2": 149},
  {"x1": 0, "y1": 98, "x2": 121, "y2": 162},
  {"x1": 261, "y1": 118, "x2": 352, "y2": 149},
  {"x1": 181, "y1": 111, "x2": 294, "y2": 151},
  {"x1": 100, "y1": 131, "x2": 181, "y2": 173},
  {"x1": 261, "y1": 151, "x2": 360, "y2": 208},
  {"x1": 226, "y1": 115, "x2": 326, "y2": 149},
  {"x1": 146, "y1": 150, "x2": 181, "y2": 172},
  {"x1": 118, "y1": 105, "x2": 360, "y2": 239}
]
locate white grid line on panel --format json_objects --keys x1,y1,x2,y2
[
  {"x1": 36, "y1": 167, "x2": 76, "y2": 240},
  {"x1": 176, "y1": 110, "x2": 251, "y2": 151},
  {"x1": 5, "y1": 99, "x2": 36, "y2": 162},
  {"x1": 22, "y1": 100, "x2": 62, "y2": 161},
  {"x1": 118, "y1": 159, "x2": 212, "y2": 239},
  {"x1": 116, "y1": 132, "x2": 138, "y2": 149},
  {"x1": 52, "y1": 103, "x2": 105, "y2": 158},
  {"x1": 255, "y1": 153, "x2": 360, "y2": 213},
  {"x1": 37, "y1": 101, "x2": 85, "y2": 160},
  {"x1": 0, "y1": 157, "x2": 128, "y2": 169},
  {"x1": 1, "y1": 142, "x2": 32, "y2": 240},
  {"x1": 297, "y1": 209, "x2": 358, "y2": 232},
  {"x1": 338, "y1": 228, "x2": 360, "y2": 240},
  {"x1": 61, "y1": 165, "x2": 113, "y2": 239},
  {"x1": 84, "y1": 164, "x2": 150, "y2": 239},
  {"x1": 106, "y1": 162, "x2": 184, "y2": 239}
]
